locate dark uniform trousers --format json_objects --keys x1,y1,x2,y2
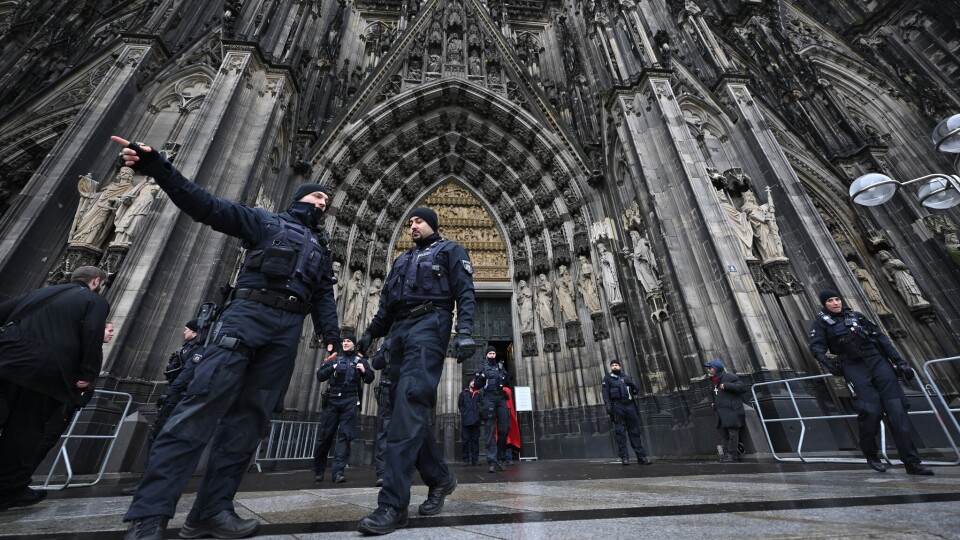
[
  {"x1": 461, "y1": 424, "x2": 480, "y2": 463},
  {"x1": 378, "y1": 310, "x2": 451, "y2": 511},
  {"x1": 125, "y1": 300, "x2": 303, "y2": 522},
  {"x1": 482, "y1": 392, "x2": 510, "y2": 464},
  {"x1": 374, "y1": 378, "x2": 394, "y2": 478},
  {"x1": 843, "y1": 353, "x2": 921, "y2": 464},
  {"x1": 612, "y1": 401, "x2": 647, "y2": 460},
  {"x1": 313, "y1": 394, "x2": 359, "y2": 477},
  {"x1": 0, "y1": 380, "x2": 64, "y2": 497}
]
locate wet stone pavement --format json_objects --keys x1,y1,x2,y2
[{"x1": 2, "y1": 458, "x2": 959, "y2": 539}]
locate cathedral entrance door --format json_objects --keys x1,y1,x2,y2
[{"x1": 460, "y1": 296, "x2": 514, "y2": 381}]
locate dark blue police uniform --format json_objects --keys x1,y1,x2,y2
[
  {"x1": 122, "y1": 150, "x2": 340, "y2": 528},
  {"x1": 601, "y1": 367, "x2": 650, "y2": 464},
  {"x1": 313, "y1": 348, "x2": 374, "y2": 481},
  {"x1": 474, "y1": 359, "x2": 510, "y2": 469},
  {"x1": 809, "y1": 297, "x2": 930, "y2": 473},
  {"x1": 358, "y1": 224, "x2": 475, "y2": 526},
  {"x1": 371, "y1": 339, "x2": 396, "y2": 484},
  {"x1": 152, "y1": 337, "x2": 204, "y2": 438}
]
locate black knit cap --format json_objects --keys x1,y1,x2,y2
[
  {"x1": 185, "y1": 319, "x2": 199, "y2": 332},
  {"x1": 486, "y1": 345, "x2": 496, "y2": 354},
  {"x1": 292, "y1": 183, "x2": 332, "y2": 202},
  {"x1": 819, "y1": 289, "x2": 842, "y2": 306},
  {"x1": 408, "y1": 207, "x2": 439, "y2": 232},
  {"x1": 610, "y1": 359, "x2": 621, "y2": 366},
  {"x1": 341, "y1": 332, "x2": 357, "y2": 343}
]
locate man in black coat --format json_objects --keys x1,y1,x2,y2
[
  {"x1": 113, "y1": 136, "x2": 340, "y2": 540},
  {"x1": 0, "y1": 265, "x2": 110, "y2": 511},
  {"x1": 704, "y1": 360, "x2": 747, "y2": 463}
]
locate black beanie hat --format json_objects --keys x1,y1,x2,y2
[
  {"x1": 486, "y1": 345, "x2": 496, "y2": 354},
  {"x1": 342, "y1": 332, "x2": 357, "y2": 343},
  {"x1": 610, "y1": 359, "x2": 621, "y2": 367},
  {"x1": 185, "y1": 319, "x2": 199, "y2": 332},
  {"x1": 292, "y1": 183, "x2": 331, "y2": 203},
  {"x1": 819, "y1": 289, "x2": 842, "y2": 306},
  {"x1": 409, "y1": 207, "x2": 439, "y2": 232}
]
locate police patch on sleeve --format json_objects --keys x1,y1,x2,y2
[{"x1": 461, "y1": 260, "x2": 474, "y2": 274}]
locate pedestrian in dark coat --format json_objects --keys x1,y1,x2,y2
[
  {"x1": 704, "y1": 360, "x2": 747, "y2": 463},
  {"x1": 0, "y1": 265, "x2": 109, "y2": 511},
  {"x1": 458, "y1": 380, "x2": 481, "y2": 465}
]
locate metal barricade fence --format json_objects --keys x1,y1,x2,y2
[
  {"x1": 922, "y1": 356, "x2": 960, "y2": 465},
  {"x1": 751, "y1": 368, "x2": 959, "y2": 466},
  {"x1": 253, "y1": 419, "x2": 323, "y2": 472},
  {"x1": 34, "y1": 389, "x2": 133, "y2": 490}
]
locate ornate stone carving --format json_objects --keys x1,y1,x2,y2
[
  {"x1": 577, "y1": 254, "x2": 603, "y2": 314},
  {"x1": 535, "y1": 273, "x2": 557, "y2": 329},
  {"x1": 564, "y1": 321, "x2": 585, "y2": 348},
  {"x1": 543, "y1": 327, "x2": 561, "y2": 352},
  {"x1": 748, "y1": 260, "x2": 774, "y2": 294},
  {"x1": 623, "y1": 230, "x2": 660, "y2": 296},
  {"x1": 69, "y1": 167, "x2": 136, "y2": 248},
  {"x1": 763, "y1": 259, "x2": 803, "y2": 296},
  {"x1": 742, "y1": 187, "x2": 787, "y2": 263},
  {"x1": 848, "y1": 260, "x2": 892, "y2": 316},
  {"x1": 521, "y1": 331, "x2": 538, "y2": 357},
  {"x1": 555, "y1": 264, "x2": 578, "y2": 323},
  {"x1": 877, "y1": 250, "x2": 931, "y2": 310},
  {"x1": 717, "y1": 189, "x2": 755, "y2": 261},
  {"x1": 591, "y1": 312, "x2": 610, "y2": 341},
  {"x1": 596, "y1": 243, "x2": 624, "y2": 305},
  {"x1": 342, "y1": 270, "x2": 365, "y2": 330}
]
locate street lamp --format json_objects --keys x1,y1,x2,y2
[{"x1": 850, "y1": 114, "x2": 960, "y2": 209}]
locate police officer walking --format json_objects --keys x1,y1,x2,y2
[
  {"x1": 371, "y1": 338, "x2": 395, "y2": 487},
  {"x1": 113, "y1": 137, "x2": 341, "y2": 539},
  {"x1": 601, "y1": 360, "x2": 652, "y2": 465},
  {"x1": 474, "y1": 347, "x2": 510, "y2": 473},
  {"x1": 458, "y1": 379, "x2": 481, "y2": 466},
  {"x1": 809, "y1": 289, "x2": 933, "y2": 475},
  {"x1": 355, "y1": 207, "x2": 476, "y2": 535},
  {"x1": 313, "y1": 333, "x2": 374, "y2": 483}
]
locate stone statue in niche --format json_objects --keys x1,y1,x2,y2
[
  {"x1": 577, "y1": 255, "x2": 603, "y2": 314},
  {"x1": 877, "y1": 250, "x2": 931, "y2": 309},
  {"x1": 447, "y1": 33, "x2": 463, "y2": 63},
  {"x1": 623, "y1": 230, "x2": 660, "y2": 294},
  {"x1": 536, "y1": 273, "x2": 557, "y2": 329},
  {"x1": 332, "y1": 261, "x2": 343, "y2": 300},
  {"x1": 468, "y1": 54, "x2": 481, "y2": 76},
  {"x1": 517, "y1": 279, "x2": 534, "y2": 333},
  {"x1": 742, "y1": 188, "x2": 786, "y2": 262},
  {"x1": 363, "y1": 277, "x2": 383, "y2": 329},
  {"x1": 555, "y1": 264, "x2": 578, "y2": 323},
  {"x1": 342, "y1": 270, "x2": 365, "y2": 328},
  {"x1": 596, "y1": 243, "x2": 623, "y2": 304},
  {"x1": 848, "y1": 261, "x2": 891, "y2": 316},
  {"x1": 70, "y1": 167, "x2": 136, "y2": 247},
  {"x1": 427, "y1": 54, "x2": 441, "y2": 72},
  {"x1": 717, "y1": 189, "x2": 755, "y2": 260},
  {"x1": 110, "y1": 179, "x2": 160, "y2": 247}
]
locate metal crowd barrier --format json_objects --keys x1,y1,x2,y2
[
  {"x1": 751, "y1": 365, "x2": 959, "y2": 466},
  {"x1": 34, "y1": 390, "x2": 133, "y2": 490},
  {"x1": 253, "y1": 419, "x2": 323, "y2": 472}
]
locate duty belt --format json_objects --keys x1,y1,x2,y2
[
  {"x1": 395, "y1": 302, "x2": 436, "y2": 320},
  {"x1": 328, "y1": 390, "x2": 358, "y2": 398},
  {"x1": 234, "y1": 288, "x2": 311, "y2": 315}
]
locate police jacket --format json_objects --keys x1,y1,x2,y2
[
  {"x1": 708, "y1": 370, "x2": 747, "y2": 429},
  {"x1": 162, "y1": 339, "x2": 205, "y2": 399},
  {"x1": 808, "y1": 308, "x2": 903, "y2": 367},
  {"x1": 365, "y1": 232, "x2": 475, "y2": 338},
  {"x1": 134, "y1": 155, "x2": 339, "y2": 347},
  {"x1": 474, "y1": 361, "x2": 510, "y2": 394},
  {"x1": 602, "y1": 372, "x2": 639, "y2": 407},
  {"x1": 317, "y1": 351, "x2": 374, "y2": 395},
  {"x1": 164, "y1": 337, "x2": 203, "y2": 383},
  {"x1": 0, "y1": 281, "x2": 110, "y2": 404},
  {"x1": 458, "y1": 388, "x2": 481, "y2": 426}
]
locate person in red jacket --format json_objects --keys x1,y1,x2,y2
[{"x1": 502, "y1": 386, "x2": 521, "y2": 464}]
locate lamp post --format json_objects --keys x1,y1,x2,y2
[{"x1": 850, "y1": 114, "x2": 960, "y2": 209}]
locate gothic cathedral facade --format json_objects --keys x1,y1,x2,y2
[{"x1": 1, "y1": 0, "x2": 958, "y2": 461}]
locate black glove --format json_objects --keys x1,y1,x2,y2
[
  {"x1": 125, "y1": 141, "x2": 161, "y2": 170},
  {"x1": 823, "y1": 359, "x2": 843, "y2": 377},
  {"x1": 451, "y1": 333, "x2": 476, "y2": 363},
  {"x1": 155, "y1": 395, "x2": 167, "y2": 409},
  {"x1": 356, "y1": 332, "x2": 372, "y2": 356},
  {"x1": 894, "y1": 361, "x2": 916, "y2": 381},
  {"x1": 323, "y1": 338, "x2": 341, "y2": 355}
]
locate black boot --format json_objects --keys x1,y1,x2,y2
[
  {"x1": 124, "y1": 516, "x2": 168, "y2": 540},
  {"x1": 905, "y1": 463, "x2": 934, "y2": 476},
  {"x1": 487, "y1": 461, "x2": 504, "y2": 473},
  {"x1": 0, "y1": 487, "x2": 47, "y2": 511},
  {"x1": 865, "y1": 455, "x2": 886, "y2": 473},
  {"x1": 638, "y1": 456, "x2": 653, "y2": 465},
  {"x1": 721, "y1": 453, "x2": 736, "y2": 463},
  {"x1": 358, "y1": 505, "x2": 409, "y2": 535},
  {"x1": 419, "y1": 474, "x2": 458, "y2": 516},
  {"x1": 179, "y1": 510, "x2": 260, "y2": 539},
  {"x1": 620, "y1": 457, "x2": 629, "y2": 466}
]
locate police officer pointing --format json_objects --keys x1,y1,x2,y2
[
  {"x1": 355, "y1": 207, "x2": 476, "y2": 535},
  {"x1": 809, "y1": 289, "x2": 933, "y2": 476},
  {"x1": 474, "y1": 346, "x2": 511, "y2": 473},
  {"x1": 112, "y1": 137, "x2": 341, "y2": 539},
  {"x1": 313, "y1": 333, "x2": 374, "y2": 483}
]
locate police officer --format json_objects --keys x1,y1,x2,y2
[
  {"x1": 474, "y1": 346, "x2": 510, "y2": 473},
  {"x1": 113, "y1": 136, "x2": 340, "y2": 539},
  {"x1": 601, "y1": 360, "x2": 652, "y2": 465},
  {"x1": 809, "y1": 289, "x2": 933, "y2": 475},
  {"x1": 313, "y1": 333, "x2": 374, "y2": 483},
  {"x1": 355, "y1": 207, "x2": 476, "y2": 535},
  {"x1": 458, "y1": 379, "x2": 481, "y2": 466},
  {"x1": 371, "y1": 337, "x2": 395, "y2": 487}
]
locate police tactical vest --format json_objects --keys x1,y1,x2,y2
[
  {"x1": 607, "y1": 374, "x2": 630, "y2": 401},
  {"x1": 386, "y1": 239, "x2": 452, "y2": 307},
  {"x1": 481, "y1": 364, "x2": 505, "y2": 392},
  {"x1": 239, "y1": 215, "x2": 328, "y2": 298},
  {"x1": 330, "y1": 355, "x2": 360, "y2": 390},
  {"x1": 817, "y1": 310, "x2": 880, "y2": 358}
]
